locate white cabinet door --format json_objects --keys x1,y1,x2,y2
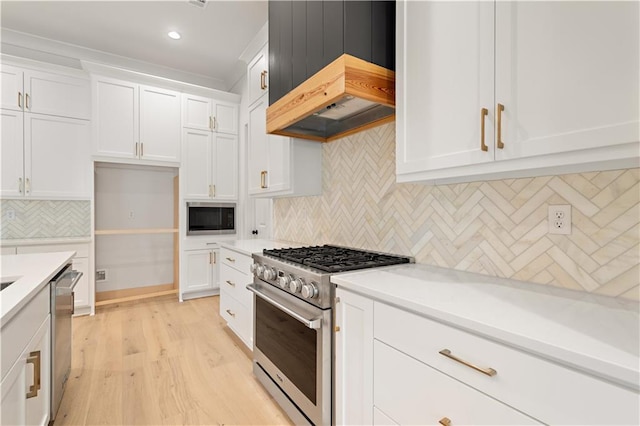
[
  {"x1": 1, "y1": 65, "x2": 23, "y2": 112},
  {"x1": 24, "y1": 70, "x2": 90, "y2": 120},
  {"x1": 248, "y1": 44, "x2": 269, "y2": 106},
  {"x1": 1, "y1": 316, "x2": 50, "y2": 426},
  {"x1": 93, "y1": 77, "x2": 138, "y2": 159},
  {"x1": 72, "y1": 257, "x2": 90, "y2": 311},
  {"x1": 335, "y1": 289, "x2": 374, "y2": 426},
  {"x1": 396, "y1": 0, "x2": 495, "y2": 176},
  {"x1": 26, "y1": 113, "x2": 91, "y2": 199},
  {"x1": 213, "y1": 102, "x2": 238, "y2": 135},
  {"x1": 1, "y1": 109, "x2": 24, "y2": 197},
  {"x1": 213, "y1": 134, "x2": 238, "y2": 200},
  {"x1": 494, "y1": 1, "x2": 639, "y2": 161},
  {"x1": 184, "y1": 249, "x2": 213, "y2": 293},
  {"x1": 265, "y1": 127, "x2": 291, "y2": 194},
  {"x1": 183, "y1": 128, "x2": 213, "y2": 200},
  {"x1": 182, "y1": 93, "x2": 212, "y2": 131},
  {"x1": 139, "y1": 85, "x2": 181, "y2": 163},
  {"x1": 248, "y1": 98, "x2": 270, "y2": 195}
]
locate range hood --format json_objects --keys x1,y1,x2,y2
[{"x1": 266, "y1": 54, "x2": 395, "y2": 143}]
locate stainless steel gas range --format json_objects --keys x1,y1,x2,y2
[{"x1": 247, "y1": 245, "x2": 412, "y2": 425}]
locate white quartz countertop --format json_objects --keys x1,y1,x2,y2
[
  {"x1": 1, "y1": 237, "x2": 91, "y2": 247},
  {"x1": 220, "y1": 239, "x2": 302, "y2": 256},
  {"x1": 331, "y1": 264, "x2": 640, "y2": 391},
  {"x1": 1, "y1": 252, "x2": 75, "y2": 325}
]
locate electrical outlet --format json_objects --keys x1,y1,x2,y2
[
  {"x1": 128, "y1": 211, "x2": 135, "y2": 219},
  {"x1": 6, "y1": 209, "x2": 16, "y2": 220},
  {"x1": 548, "y1": 205, "x2": 571, "y2": 235}
]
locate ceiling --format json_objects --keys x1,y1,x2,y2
[{"x1": 0, "y1": 1, "x2": 268, "y2": 89}]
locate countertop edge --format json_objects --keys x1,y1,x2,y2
[
  {"x1": 332, "y1": 273, "x2": 640, "y2": 392},
  {"x1": 219, "y1": 239, "x2": 302, "y2": 256},
  {"x1": 1, "y1": 237, "x2": 92, "y2": 247}
]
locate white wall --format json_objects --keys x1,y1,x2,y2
[{"x1": 95, "y1": 163, "x2": 178, "y2": 291}]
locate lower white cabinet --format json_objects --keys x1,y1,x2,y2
[
  {"x1": 1, "y1": 287, "x2": 51, "y2": 426},
  {"x1": 335, "y1": 287, "x2": 640, "y2": 426},
  {"x1": 15, "y1": 243, "x2": 92, "y2": 315},
  {"x1": 219, "y1": 247, "x2": 254, "y2": 349},
  {"x1": 183, "y1": 248, "x2": 219, "y2": 295}
]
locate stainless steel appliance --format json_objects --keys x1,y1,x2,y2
[
  {"x1": 248, "y1": 245, "x2": 412, "y2": 425},
  {"x1": 50, "y1": 264, "x2": 82, "y2": 422},
  {"x1": 186, "y1": 202, "x2": 236, "y2": 236}
]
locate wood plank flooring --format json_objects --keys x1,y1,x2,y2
[{"x1": 55, "y1": 295, "x2": 292, "y2": 425}]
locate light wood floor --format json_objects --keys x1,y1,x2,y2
[{"x1": 55, "y1": 295, "x2": 293, "y2": 425}]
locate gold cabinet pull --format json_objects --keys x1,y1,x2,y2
[
  {"x1": 212, "y1": 116, "x2": 217, "y2": 131},
  {"x1": 26, "y1": 350, "x2": 41, "y2": 398},
  {"x1": 25, "y1": 93, "x2": 30, "y2": 110},
  {"x1": 334, "y1": 326, "x2": 341, "y2": 332},
  {"x1": 211, "y1": 184, "x2": 215, "y2": 197},
  {"x1": 225, "y1": 257, "x2": 235, "y2": 262},
  {"x1": 439, "y1": 349, "x2": 496, "y2": 377},
  {"x1": 18, "y1": 177, "x2": 23, "y2": 194},
  {"x1": 18, "y1": 92, "x2": 22, "y2": 109},
  {"x1": 140, "y1": 142, "x2": 144, "y2": 157},
  {"x1": 260, "y1": 170, "x2": 268, "y2": 189},
  {"x1": 25, "y1": 178, "x2": 30, "y2": 194},
  {"x1": 496, "y1": 103, "x2": 505, "y2": 149},
  {"x1": 225, "y1": 280, "x2": 235, "y2": 287},
  {"x1": 209, "y1": 252, "x2": 213, "y2": 264},
  {"x1": 439, "y1": 417, "x2": 451, "y2": 426},
  {"x1": 226, "y1": 309, "x2": 235, "y2": 317},
  {"x1": 480, "y1": 108, "x2": 488, "y2": 152},
  {"x1": 260, "y1": 70, "x2": 268, "y2": 90},
  {"x1": 209, "y1": 116, "x2": 213, "y2": 131}
]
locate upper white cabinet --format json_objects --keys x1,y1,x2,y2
[
  {"x1": 247, "y1": 96, "x2": 322, "y2": 198},
  {"x1": 247, "y1": 43, "x2": 269, "y2": 107},
  {"x1": 93, "y1": 76, "x2": 181, "y2": 164},
  {"x1": 396, "y1": 1, "x2": 640, "y2": 184},
  {"x1": 0, "y1": 63, "x2": 91, "y2": 199},
  {"x1": 182, "y1": 128, "x2": 238, "y2": 200},
  {"x1": 1, "y1": 64, "x2": 90, "y2": 119},
  {"x1": 182, "y1": 93, "x2": 238, "y2": 135}
]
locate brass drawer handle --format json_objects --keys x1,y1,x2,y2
[
  {"x1": 26, "y1": 350, "x2": 41, "y2": 398},
  {"x1": 439, "y1": 417, "x2": 451, "y2": 426},
  {"x1": 25, "y1": 93, "x2": 30, "y2": 110},
  {"x1": 225, "y1": 280, "x2": 235, "y2": 287},
  {"x1": 225, "y1": 257, "x2": 235, "y2": 262},
  {"x1": 480, "y1": 108, "x2": 488, "y2": 152},
  {"x1": 18, "y1": 92, "x2": 22, "y2": 109},
  {"x1": 260, "y1": 70, "x2": 268, "y2": 90},
  {"x1": 226, "y1": 309, "x2": 235, "y2": 317},
  {"x1": 497, "y1": 103, "x2": 505, "y2": 149},
  {"x1": 439, "y1": 349, "x2": 497, "y2": 377},
  {"x1": 260, "y1": 170, "x2": 268, "y2": 189}
]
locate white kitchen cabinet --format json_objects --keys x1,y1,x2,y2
[
  {"x1": 182, "y1": 93, "x2": 238, "y2": 135},
  {"x1": 1, "y1": 64, "x2": 90, "y2": 119},
  {"x1": 396, "y1": 0, "x2": 640, "y2": 184},
  {"x1": 1, "y1": 111, "x2": 91, "y2": 199},
  {"x1": 182, "y1": 128, "x2": 238, "y2": 200},
  {"x1": 1, "y1": 285, "x2": 51, "y2": 426},
  {"x1": 219, "y1": 247, "x2": 254, "y2": 349},
  {"x1": 93, "y1": 76, "x2": 181, "y2": 164},
  {"x1": 247, "y1": 96, "x2": 321, "y2": 198},
  {"x1": 183, "y1": 248, "x2": 219, "y2": 294},
  {"x1": 334, "y1": 288, "x2": 374, "y2": 426},
  {"x1": 247, "y1": 43, "x2": 269, "y2": 107}
]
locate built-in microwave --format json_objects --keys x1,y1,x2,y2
[{"x1": 186, "y1": 202, "x2": 236, "y2": 236}]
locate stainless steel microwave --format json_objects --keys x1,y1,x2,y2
[{"x1": 187, "y1": 202, "x2": 236, "y2": 236}]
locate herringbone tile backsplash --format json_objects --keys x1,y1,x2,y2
[
  {"x1": 1, "y1": 200, "x2": 91, "y2": 239},
  {"x1": 274, "y1": 124, "x2": 640, "y2": 301}
]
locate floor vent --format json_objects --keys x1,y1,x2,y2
[{"x1": 96, "y1": 269, "x2": 108, "y2": 282}]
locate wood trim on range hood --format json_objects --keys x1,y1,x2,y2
[{"x1": 266, "y1": 54, "x2": 395, "y2": 143}]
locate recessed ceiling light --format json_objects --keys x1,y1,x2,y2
[{"x1": 168, "y1": 31, "x2": 181, "y2": 40}]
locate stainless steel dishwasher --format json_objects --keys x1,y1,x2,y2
[{"x1": 50, "y1": 264, "x2": 82, "y2": 422}]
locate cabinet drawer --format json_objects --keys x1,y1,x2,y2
[
  {"x1": 0, "y1": 247, "x2": 17, "y2": 255},
  {"x1": 1, "y1": 285, "x2": 49, "y2": 380},
  {"x1": 374, "y1": 340, "x2": 539, "y2": 426},
  {"x1": 375, "y1": 302, "x2": 640, "y2": 425},
  {"x1": 220, "y1": 247, "x2": 252, "y2": 275},
  {"x1": 17, "y1": 243, "x2": 88, "y2": 258},
  {"x1": 220, "y1": 292, "x2": 251, "y2": 349},
  {"x1": 220, "y1": 264, "x2": 253, "y2": 308}
]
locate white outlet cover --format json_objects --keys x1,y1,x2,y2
[{"x1": 548, "y1": 205, "x2": 571, "y2": 235}]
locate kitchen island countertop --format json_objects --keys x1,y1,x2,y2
[
  {"x1": 1, "y1": 251, "x2": 75, "y2": 325},
  {"x1": 332, "y1": 263, "x2": 640, "y2": 391}
]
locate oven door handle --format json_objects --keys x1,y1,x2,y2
[{"x1": 247, "y1": 284, "x2": 322, "y2": 329}]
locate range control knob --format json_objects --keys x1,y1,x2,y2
[
  {"x1": 264, "y1": 268, "x2": 277, "y2": 281},
  {"x1": 301, "y1": 282, "x2": 319, "y2": 299},
  {"x1": 290, "y1": 277, "x2": 305, "y2": 293},
  {"x1": 278, "y1": 275, "x2": 291, "y2": 289},
  {"x1": 250, "y1": 263, "x2": 257, "y2": 274},
  {"x1": 256, "y1": 264, "x2": 266, "y2": 277}
]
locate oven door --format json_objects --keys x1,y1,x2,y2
[{"x1": 248, "y1": 282, "x2": 332, "y2": 426}]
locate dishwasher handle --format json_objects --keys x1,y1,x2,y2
[{"x1": 56, "y1": 270, "x2": 83, "y2": 290}]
